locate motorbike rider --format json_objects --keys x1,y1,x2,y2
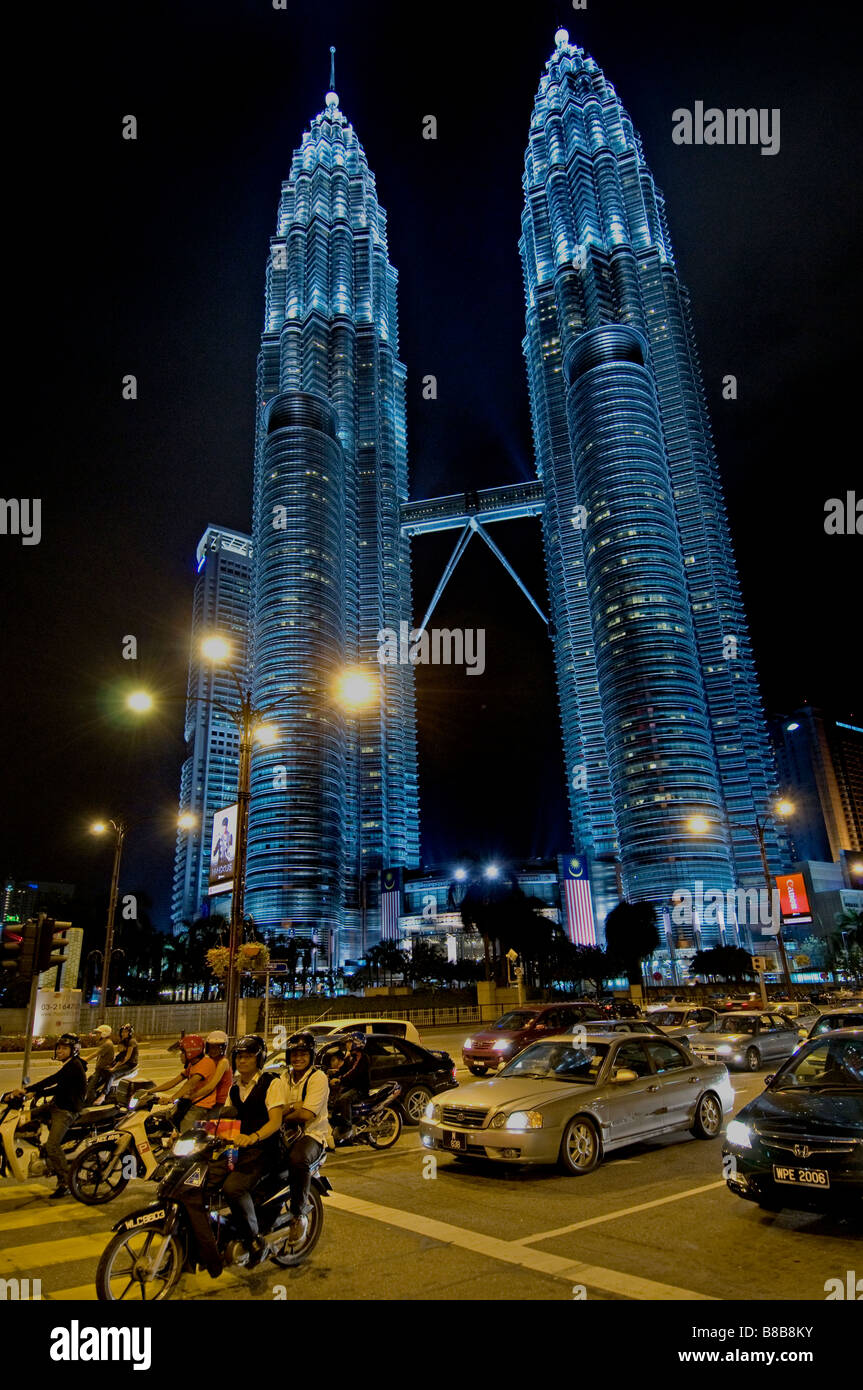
[
  {"x1": 10, "y1": 1033, "x2": 86, "y2": 1199},
  {"x1": 269, "y1": 1031, "x2": 330, "y2": 1242},
  {"x1": 187, "y1": 1031, "x2": 232, "y2": 1115},
  {"x1": 155, "y1": 1033, "x2": 217, "y2": 1131},
  {"x1": 329, "y1": 1032, "x2": 370, "y2": 1139},
  {"x1": 103, "y1": 1023, "x2": 139, "y2": 1096},
  {"x1": 177, "y1": 1034, "x2": 284, "y2": 1278},
  {"x1": 83, "y1": 1024, "x2": 115, "y2": 1103}
]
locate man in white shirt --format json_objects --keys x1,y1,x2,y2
[{"x1": 269, "y1": 1031, "x2": 329, "y2": 1243}]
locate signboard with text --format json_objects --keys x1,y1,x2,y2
[
  {"x1": 208, "y1": 803, "x2": 238, "y2": 897},
  {"x1": 775, "y1": 872, "x2": 812, "y2": 926}
]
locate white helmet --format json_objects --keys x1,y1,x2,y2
[
  {"x1": 206, "y1": 1030, "x2": 229, "y2": 1053},
  {"x1": 95, "y1": 1024, "x2": 113, "y2": 1037}
]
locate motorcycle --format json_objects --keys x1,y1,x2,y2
[
  {"x1": 95, "y1": 1127, "x2": 331, "y2": 1300},
  {"x1": 69, "y1": 1090, "x2": 178, "y2": 1205},
  {"x1": 329, "y1": 1082, "x2": 403, "y2": 1150},
  {"x1": 0, "y1": 1087, "x2": 145, "y2": 1182}
]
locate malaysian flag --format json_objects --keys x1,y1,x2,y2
[
  {"x1": 562, "y1": 855, "x2": 597, "y2": 946},
  {"x1": 380, "y1": 867, "x2": 402, "y2": 941}
]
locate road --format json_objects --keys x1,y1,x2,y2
[{"x1": 1, "y1": 1028, "x2": 860, "y2": 1301}]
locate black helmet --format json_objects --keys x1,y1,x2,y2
[
  {"x1": 232, "y1": 1034, "x2": 267, "y2": 1070},
  {"x1": 286, "y1": 1031, "x2": 316, "y2": 1065},
  {"x1": 349, "y1": 1031, "x2": 367, "y2": 1050},
  {"x1": 119, "y1": 1022, "x2": 135, "y2": 1040},
  {"x1": 55, "y1": 1032, "x2": 81, "y2": 1057}
]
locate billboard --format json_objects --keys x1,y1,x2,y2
[
  {"x1": 775, "y1": 872, "x2": 812, "y2": 925},
  {"x1": 208, "y1": 803, "x2": 238, "y2": 896}
]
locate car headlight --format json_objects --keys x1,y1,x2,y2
[
  {"x1": 725, "y1": 1120, "x2": 752, "y2": 1149},
  {"x1": 425, "y1": 1102, "x2": 440, "y2": 1122},
  {"x1": 463, "y1": 1038, "x2": 473, "y2": 1050},
  {"x1": 716, "y1": 1044, "x2": 733, "y2": 1055},
  {"x1": 505, "y1": 1110, "x2": 543, "y2": 1131},
  {"x1": 492, "y1": 1040, "x2": 512, "y2": 1052}
]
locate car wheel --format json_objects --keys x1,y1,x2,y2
[
  {"x1": 466, "y1": 1063, "x2": 488, "y2": 1076},
  {"x1": 559, "y1": 1115, "x2": 601, "y2": 1175},
  {"x1": 401, "y1": 1084, "x2": 433, "y2": 1125},
  {"x1": 691, "y1": 1091, "x2": 722, "y2": 1139},
  {"x1": 745, "y1": 1047, "x2": 761, "y2": 1071}
]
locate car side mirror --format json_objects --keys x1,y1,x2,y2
[
  {"x1": 612, "y1": 1068, "x2": 638, "y2": 1083},
  {"x1": 763, "y1": 1074, "x2": 775, "y2": 1087}
]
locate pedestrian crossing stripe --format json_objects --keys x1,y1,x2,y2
[
  {"x1": 0, "y1": 1232, "x2": 107, "y2": 1274},
  {"x1": 0, "y1": 1202, "x2": 111, "y2": 1232}
]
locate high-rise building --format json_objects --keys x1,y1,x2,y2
[
  {"x1": 243, "y1": 72, "x2": 420, "y2": 964},
  {"x1": 771, "y1": 708, "x2": 863, "y2": 861},
  {"x1": 171, "y1": 525, "x2": 253, "y2": 932},
  {"x1": 519, "y1": 29, "x2": 785, "y2": 938}
]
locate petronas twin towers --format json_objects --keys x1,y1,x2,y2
[{"x1": 174, "y1": 29, "x2": 784, "y2": 964}]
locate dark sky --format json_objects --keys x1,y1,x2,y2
[{"x1": 3, "y1": 1, "x2": 860, "y2": 928}]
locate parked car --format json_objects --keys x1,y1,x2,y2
[
  {"x1": 801, "y1": 1005, "x2": 863, "y2": 1042},
  {"x1": 690, "y1": 1011, "x2": 801, "y2": 1071},
  {"x1": 596, "y1": 997, "x2": 644, "y2": 1020},
  {"x1": 645, "y1": 995, "x2": 693, "y2": 1013},
  {"x1": 723, "y1": 1028, "x2": 863, "y2": 1213},
  {"x1": 421, "y1": 1031, "x2": 734, "y2": 1173},
  {"x1": 462, "y1": 1003, "x2": 604, "y2": 1076},
  {"x1": 772, "y1": 1001, "x2": 821, "y2": 1025},
  {"x1": 301, "y1": 1018, "x2": 422, "y2": 1045},
  {"x1": 647, "y1": 1006, "x2": 720, "y2": 1043},
  {"x1": 321, "y1": 1033, "x2": 457, "y2": 1124},
  {"x1": 582, "y1": 1018, "x2": 676, "y2": 1040}
]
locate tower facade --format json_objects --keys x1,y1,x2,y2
[
  {"x1": 520, "y1": 30, "x2": 784, "y2": 938},
  {"x1": 244, "y1": 77, "x2": 420, "y2": 964},
  {"x1": 172, "y1": 525, "x2": 252, "y2": 932}
]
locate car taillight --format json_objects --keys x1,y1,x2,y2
[{"x1": 450, "y1": 1066, "x2": 456, "y2": 1079}]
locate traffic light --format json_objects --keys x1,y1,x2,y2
[
  {"x1": 36, "y1": 917, "x2": 73, "y2": 974},
  {"x1": 1, "y1": 919, "x2": 39, "y2": 979}
]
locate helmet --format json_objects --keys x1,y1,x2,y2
[
  {"x1": 180, "y1": 1033, "x2": 206, "y2": 1062},
  {"x1": 286, "y1": 1031, "x2": 317, "y2": 1064},
  {"x1": 206, "y1": 1030, "x2": 228, "y2": 1054},
  {"x1": 349, "y1": 1031, "x2": 367, "y2": 1050},
  {"x1": 55, "y1": 1032, "x2": 81, "y2": 1057},
  {"x1": 95, "y1": 1024, "x2": 113, "y2": 1038},
  {"x1": 232, "y1": 1034, "x2": 267, "y2": 1070}
]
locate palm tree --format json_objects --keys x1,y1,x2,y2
[{"x1": 689, "y1": 945, "x2": 753, "y2": 983}]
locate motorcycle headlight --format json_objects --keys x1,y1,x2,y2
[
  {"x1": 172, "y1": 1135, "x2": 206, "y2": 1157},
  {"x1": 725, "y1": 1120, "x2": 752, "y2": 1149},
  {"x1": 504, "y1": 1110, "x2": 543, "y2": 1131},
  {"x1": 492, "y1": 1040, "x2": 512, "y2": 1052},
  {"x1": 425, "y1": 1103, "x2": 441, "y2": 1122}
]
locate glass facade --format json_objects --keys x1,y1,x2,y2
[
  {"x1": 244, "y1": 85, "x2": 420, "y2": 963},
  {"x1": 521, "y1": 30, "x2": 786, "y2": 935}
]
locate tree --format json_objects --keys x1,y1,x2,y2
[
  {"x1": 689, "y1": 945, "x2": 753, "y2": 983},
  {"x1": 407, "y1": 939, "x2": 446, "y2": 985},
  {"x1": 569, "y1": 944, "x2": 618, "y2": 996},
  {"x1": 603, "y1": 901, "x2": 659, "y2": 988},
  {"x1": 367, "y1": 941, "x2": 409, "y2": 987}
]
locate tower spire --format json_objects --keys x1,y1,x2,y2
[{"x1": 329, "y1": 45, "x2": 336, "y2": 93}]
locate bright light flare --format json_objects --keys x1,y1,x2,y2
[
  {"x1": 178, "y1": 813, "x2": 197, "y2": 830},
  {"x1": 90, "y1": 821, "x2": 108, "y2": 835},
  {"x1": 484, "y1": 864, "x2": 500, "y2": 879},
  {"x1": 336, "y1": 669, "x2": 377, "y2": 709},
  {"x1": 687, "y1": 815, "x2": 710, "y2": 835},
  {"x1": 127, "y1": 691, "x2": 153, "y2": 713},
  {"x1": 202, "y1": 636, "x2": 231, "y2": 663},
  {"x1": 255, "y1": 724, "x2": 279, "y2": 746},
  {"x1": 775, "y1": 799, "x2": 795, "y2": 818}
]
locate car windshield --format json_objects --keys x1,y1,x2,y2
[
  {"x1": 653, "y1": 1010, "x2": 686, "y2": 1025},
  {"x1": 711, "y1": 1016, "x2": 757, "y2": 1035},
  {"x1": 771, "y1": 1037, "x2": 863, "y2": 1090},
  {"x1": 498, "y1": 1041, "x2": 610, "y2": 1082},
  {"x1": 813, "y1": 1014, "x2": 863, "y2": 1035},
  {"x1": 493, "y1": 1011, "x2": 537, "y2": 1030}
]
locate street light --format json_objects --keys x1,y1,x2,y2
[
  {"x1": 687, "y1": 801, "x2": 796, "y2": 991},
  {"x1": 90, "y1": 817, "x2": 126, "y2": 1023}
]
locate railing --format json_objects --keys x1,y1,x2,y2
[
  {"x1": 78, "y1": 1003, "x2": 227, "y2": 1037},
  {"x1": 265, "y1": 1003, "x2": 482, "y2": 1032}
]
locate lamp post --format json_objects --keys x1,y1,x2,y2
[
  {"x1": 90, "y1": 818, "x2": 126, "y2": 1024},
  {"x1": 687, "y1": 800, "x2": 796, "y2": 993}
]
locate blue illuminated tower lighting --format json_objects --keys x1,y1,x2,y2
[{"x1": 521, "y1": 30, "x2": 785, "y2": 939}]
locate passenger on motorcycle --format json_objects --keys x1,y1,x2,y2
[
  {"x1": 269, "y1": 1032, "x2": 330, "y2": 1243},
  {"x1": 155, "y1": 1034, "x2": 218, "y2": 1131},
  {"x1": 329, "y1": 1032, "x2": 370, "y2": 1139},
  {"x1": 83, "y1": 1024, "x2": 115, "y2": 1104},
  {"x1": 178, "y1": 1034, "x2": 285, "y2": 1278},
  {"x1": 103, "y1": 1023, "x2": 139, "y2": 1094},
  {"x1": 190, "y1": 1031, "x2": 232, "y2": 1113},
  {"x1": 10, "y1": 1033, "x2": 86, "y2": 1199}
]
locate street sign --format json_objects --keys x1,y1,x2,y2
[{"x1": 247, "y1": 962, "x2": 290, "y2": 975}]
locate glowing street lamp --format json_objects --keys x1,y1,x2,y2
[
  {"x1": 178, "y1": 813, "x2": 197, "y2": 831},
  {"x1": 90, "y1": 817, "x2": 126, "y2": 1022},
  {"x1": 335, "y1": 669, "x2": 377, "y2": 709},
  {"x1": 126, "y1": 690, "x2": 153, "y2": 713}
]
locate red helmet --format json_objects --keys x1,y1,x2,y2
[{"x1": 180, "y1": 1034, "x2": 205, "y2": 1062}]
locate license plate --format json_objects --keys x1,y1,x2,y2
[
  {"x1": 772, "y1": 1164, "x2": 830, "y2": 1188},
  {"x1": 123, "y1": 1207, "x2": 168, "y2": 1229},
  {"x1": 442, "y1": 1130, "x2": 467, "y2": 1152}
]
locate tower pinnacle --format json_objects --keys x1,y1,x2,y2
[{"x1": 325, "y1": 45, "x2": 338, "y2": 106}]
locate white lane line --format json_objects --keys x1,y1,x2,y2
[
  {"x1": 516, "y1": 1179, "x2": 726, "y2": 1244},
  {"x1": 326, "y1": 1190, "x2": 715, "y2": 1300}
]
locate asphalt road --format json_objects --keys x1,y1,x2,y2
[{"x1": 1, "y1": 1027, "x2": 860, "y2": 1302}]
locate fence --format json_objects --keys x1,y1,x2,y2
[
  {"x1": 78, "y1": 1003, "x2": 227, "y2": 1038},
  {"x1": 253, "y1": 1003, "x2": 483, "y2": 1033}
]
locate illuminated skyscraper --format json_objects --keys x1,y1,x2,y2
[
  {"x1": 520, "y1": 30, "x2": 785, "y2": 939},
  {"x1": 244, "y1": 65, "x2": 420, "y2": 962}
]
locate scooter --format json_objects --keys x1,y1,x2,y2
[
  {"x1": 0, "y1": 1088, "x2": 140, "y2": 1182},
  {"x1": 329, "y1": 1082, "x2": 403, "y2": 1150},
  {"x1": 69, "y1": 1090, "x2": 178, "y2": 1205},
  {"x1": 95, "y1": 1128, "x2": 331, "y2": 1300}
]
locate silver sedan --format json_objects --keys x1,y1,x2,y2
[
  {"x1": 689, "y1": 1011, "x2": 801, "y2": 1071},
  {"x1": 419, "y1": 1031, "x2": 734, "y2": 1175}
]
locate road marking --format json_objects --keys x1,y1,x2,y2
[
  {"x1": 0, "y1": 1233, "x2": 107, "y2": 1274},
  {"x1": 327, "y1": 1190, "x2": 715, "y2": 1300},
  {"x1": 0, "y1": 1201, "x2": 111, "y2": 1232},
  {"x1": 516, "y1": 1179, "x2": 726, "y2": 1244},
  {"x1": 47, "y1": 1268, "x2": 249, "y2": 1302}
]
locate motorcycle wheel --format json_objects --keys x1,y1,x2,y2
[
  {"x1": 71, "y1": 1142, "x2": 131, "y2": 1205},
  {"x1": 96, "y1": 1226, "x2": 184, "y2": 1301},
  {"x1": 366, "y1": 1105, "x2": 402, "y2": 1150},
  {"x1": 269, "y1": 1186, "x2": 324, "y2": 1267}
]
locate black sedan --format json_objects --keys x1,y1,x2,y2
[
  {"x1": 321, "y1": 1034, "x2": 458, "y2": 1125},
  {"x1": 723, "y1": 1029, "x2": 863, "y2": 1214}
]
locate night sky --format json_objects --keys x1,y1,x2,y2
[{"x1": 3, "y1": 1, "x2": 859, "y2": 929}]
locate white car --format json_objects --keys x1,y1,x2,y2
[{"x1": 302, "y1": 1018, "x2": 422, "y2": 1045}]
